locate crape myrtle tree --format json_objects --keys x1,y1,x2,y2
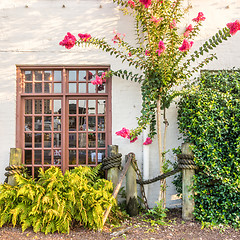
[{"x1": 60, "y1": 0, "x2": 240, "y2": 207}]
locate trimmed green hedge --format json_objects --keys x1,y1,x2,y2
[{"x1": 177, "y1": 70, "x2": 240, "y2": 228}]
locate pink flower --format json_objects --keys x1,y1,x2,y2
[
  {"x1": 78, "y1": 33, "x2": 91, "y2": 42},
  {"x1": 91, "y1": 75, "x2": 102, "y2": 85},
  {"x1": 139, "y1": 0, "x2": 151, "y2": 8},
  {"x1": 59, "y1": 32, "x2": 76, "y2": 49},
  {"x1": 112, "y1": 31, "x2": 125, "y2": 44},
  {"x1": 128, "y1": 52, "x2": 132, "y2": 57},
  {"x1": 145, "y1": 50, "x2": 150, "y2": 56},
  {"x1": 156, "y1": 41, "x2": 166, "y2": 56},
  {"x1": 192, "y1": 12, "x2": 206, "y2": 23},
  {"x1": 227, "y1": 20, "x2": 240, "y2": 35},
  {"x1": 184, "y1": 24, "x2": 194, "y2": 37},
  {"x1": 150, "y1": 16, "x2": 163, "y2": 24},
  {"x1": 170, "y1": 19, "x2": 176, "y2": 29},
  {"x1": 116, "y1": 128, "x2": 130, "y2": 138},
  {"x1": 128, "y1": 0, "x2": 135, "y2": 8},
  {"x1": 129, "y1": 136, "x2": 138, "y2": 143},
  {"x1": 143, "y1": 137, "x2": 152, "y2": 145},
  {"x1": 179, "y1": 39, "x2": 194, "y2": 52}
]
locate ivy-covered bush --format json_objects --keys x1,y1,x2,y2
[
  {"x1": 0, "y1": 166, "x2": 116, "y2": 233},
  {"x1": 177, "y1": 70, "x2": 240, "y2": 228}
]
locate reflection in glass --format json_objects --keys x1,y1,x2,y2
[
  {"x1": 54, "y1": 100, "x2": 61, "y2": 114},
  {"x1": 25, "y1": 71, "x2": 32, "y2": 81},
  {"x1": 79, "y1": 116, "x2": 86, "y2": 131},
  {"x1": 98, "y1": 150, "x2": 105, "y2": 163},
  {"x1": 44, "y1": 116, "x2": 51, "y2": 131},
  {"x1": 25, "y1": 116, "x2": 32, "y2": 131},
  {"x1": 69, "y1": 71, "x2": 77, "y2": 81},
  {"x1": 54, "y1": 116, "x2": 61, "y2": 131},
  {"x1": 88, "y1": 150, "x2": 96, "y2": 164},
  {"x1": 54, "y1": 71, "x2": 62, "y2": 81},
  {"x1": 88, "y1": 83, "x2": 96, "y2": 93},
  {"x1": 69, "y1": 133, "x2": 76, "y2": 147},
  {"x1": 88, "y1": 100, "x2": 96, "y2": 114},
  {"x1": 88, "y1": 71, "x2": 95, "y2": 81},
  {"x1": 25, "y1": 99, "x2": 32, "y2": 114},
  {"x1": 44, "y1": 71, "x2": 52, "y2": 81},
  {"x1": 69, "y1": 83, "x2": 77, "y2": 93},
  {"x1": 44, "y1": 133, "x2": 51, "y2": 147},
  {"x1": 88, "y1": 133, "x2": 96, "y2": 148},
  {"x1": 88, "y1": 116, "x2": 96, "y2": 131},
  {"x1": 44, "y1": 150, "x2": 51, "y2": 164},
  {"x1": 54, "y1": 150, "x2": 61, "y2": 165},
  {"x1": 34, "y1": 150, "x2": 42, "y2": 164},
  {"x1": 34, "y1": 167, "x2": 41, "y2": 179},
  {"x1": 98, "y1": 83, "x2": 106, "y2": 93},
  {"x1": 79, "y1": 71, "x2": 86, "y2": 81},
  {"x1": 35, "y1": 133, "x2": 42, "y2": 148},
  {"x1": 69, "y1": 100, "x2": 77, "y2": 114},
  {"x1": 79, "y1": 150, "x2": 86, "y2": 164},
  {"x1": 44, "y1": 83, "x2": 51, "y2": 93},
  {"x1": 25, "y1": 150, "x2": 32, "y2": 164},
  {"x1": 98, "y1": 116, "x2": 105, "y2": 131},
  {"x1": 25, "y1": 83, "x2": 32, "y2": 93},
  {"x1": 69, "y1": 150, "x2": 76, "y2": 165},
  {"x1": 54, "y1": 133, "x2": 61, "y2": 147},
  {"x1": 35, "y1": 83, "x2": 42, "y2": 93},
  {"x1": 35, "y1": 71, "x2": 42, "y2": 81},
  {"x1": 69, "y1": 116, "x2": 76, "y2": 131},
  {"x1": 44, "y1": 99, "x2": 52, "y2": 114},
  {"x1": 98, "y1": 133, "x2": 105, "y2": 148},
  {"x1": 79, "y1": 83, "x2": 86, "y2": 93},
  {"x1": 35, "y1": 116, "x2": 42, "y2": 131},
  {"x1": 79, "y1": 133, "x2": 86, "y2": 148},
  {"x1": 35, "y1": 100, "x2": 42, "y2": 114},
  {"x1": 25, "y1": 133, "x2": 32, "y2": 148},
  {"x1": 98, "y1": 100, "x2": 106, "y2": 114},
  {"x1": 79, "y1": 100, "x2": 86, "y2": 114},
  {"x1": 54, "y1": 83, "x2": 62, "y2": 93}
]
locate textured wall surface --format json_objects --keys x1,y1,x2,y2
[{"x1": 0, "y1": 0, "x2": 239, "y2": 208}]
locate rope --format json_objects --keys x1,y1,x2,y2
[
  {"x1": 101, "y1": 153, "x2": 122, "y2": 171},
  {"x1": 177, "y1": 154, "x2": 198, "y2": 169},
  {"x1": 4, "y1": 165, "x2": 26, "y2": 183}
]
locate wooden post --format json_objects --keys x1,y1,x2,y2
[
  {"x1": 8, "y1": 148, "x2": 22, "y2": 186},
  {"x1": 182, "y1": 143, "x2": 195, "y2": 220},
  {"x1": 107, "y1": 145, "x2": 119, "y2": 189},
  {"x1": 126, "y1": 153, "x2": 138, "y2": 216}
]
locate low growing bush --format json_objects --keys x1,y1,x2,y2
[{"x1": 0, "y1": 166, "x2": 116, "y2": 233}]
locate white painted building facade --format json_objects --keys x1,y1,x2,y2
[{"x1": 0, "y1": 0, "x2": 239, "y2": 208}]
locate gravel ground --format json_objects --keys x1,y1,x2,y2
[{"x1": 0, "y1": 209, "x2": 239, "y2": 240}]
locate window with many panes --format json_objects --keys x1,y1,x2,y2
[{"x1": 16, "y1": 66, "x2": 112, "y2": 177}]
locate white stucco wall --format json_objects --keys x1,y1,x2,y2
[{"x1": 0, "y1": 0, "x2": 239, "y2": 208}]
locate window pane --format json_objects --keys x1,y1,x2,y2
[
  {"x1": 69, "y1": 150, "x2": 76, "y2": 165},
  {"x1": 44, "y1": 133, "x2": 51, "y2": 147},
  {"x1": 69, "y1": 116, "x2": 76, "y2": 131},
  {"x1": 98, "y1": 133, "x2": 105, "y2": 148},
  {"x1": 54, "y1": 83, "x2": 62, "y2": 93},
  {"x1": 44, "y1": 99, "x2": 52, "y2": 114},
  {"x1": 79, "y1": 150, "x2": 86, "y2": 164},
  {"x1": 79, "y1": 116, "x2": 86, "y2": 131},
  {"x1": 35, "y1": 71, "x2": 42, "y2": 81},
  {"x1": 44, "y1": 116, "x2": 52, "y2": 131},
  {"x1": 79, "y1": 71, "x2": 86, "y2": 81},
  {"x1": 79, "y1": 83, "x2": 86, "y2": 93},
  {"x1": 88, "y1": 133, "x2": 96, "y2": 148},
  {"x1": 69, "y1": 71, "x2": 77, "y2": 81},
  {"x1": 69, "y1": 100, "x2": 77, "y2": 114},
  {"x1": 54, "y1": 100, "x2": 61, "y2": 114},
  {"x1": 44, "y1": 83, "x2": 52, "y2": 93},
  {"x1": 35, "y1": 133, "x2": 42, "y2": 148},
  {"x1": 35, "y1": 83, "x2": 42, "y2": 93},
  {"x1": 25, "y1": 116, "x2": 32, "y2": 131},
  {"x1": 98, "y1": 150, "x2": 105, "y2": 163},
  {"x1": 98, "y1": 83, "x2": 106, "y2": 93},
  {"x1": 35, "y1": 100, "x2": 42, "y2": 114},
  {"x1": 88, "y1": 100, "x2": 96, "y2": 114},
  {"x1": 54, "y1": 116, "x2": 61, "y2": 131},
  {"x1": 44, "y1": 71, "x2": 52, "y2": 81},
  {"x1": 79, "y1": 133, "x2": 86, "y2": 148},
  {"x1": 88, "y1": 116, "x2": 96, "y2": 131},
  {"x1": 54, "y1": 133, "x2": 61, "y2": 147},
  {"x1": 25, "y1": 83, "x2": 32, "y2": 93},
  {"x1": 54, "y1": 71, "x2": 62, "y2": 81},
  {"x1": 98, "y1": 100, "x2": 106, "y2": 114},
  {"x1": 25, "y1": 99, "x2": 32, "y2": 114},
  {"x1": 98, "y1": 116, "x2": 105, "y2": 131},
  {"x1": 54, "y1": 150, "x2": 61, "y2": 165},
  {"x1": 25, "y1": 71, "x2": 32, "y2": 81},
  {"x1": 35, "y1": 117, "x2": 42, "y2": 131},
  {"x1": 79, "y1": 100, "x2": 86, "y2": 114},
  {"x1": 69, "y1": 133, "x2": 76, "y2": 147},
  {"x1": 25, "y1": 133, "x2": 32, "y2": 148},
  {"x1": 44, "y1": 150, "x2": 51, "y2": 164},
  {"x1": 88, "y1": 150, "x2": 96, "y2": 164},
  {"x1": 88, "y1": 83, "x2": 96, "y2": 93},
  {"x1": 69, "y1": 83, "x2": 77, "y2": 93},
  {"x1": 88, "y1": 71, "x2": 95, "y2": 81},
  {"x1": 25, "y1": 150, "x2": 32, "y2": 164},
  {"x1": 34, "y1": 150, "x2": 42, "y2": 164}
]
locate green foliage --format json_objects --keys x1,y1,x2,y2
[
  {"x1": 177, "y1": 70, "x2": 240, "y2": 228},
  {"x1": 0, "y1": 166, "x2": 116, "y2": 233}
]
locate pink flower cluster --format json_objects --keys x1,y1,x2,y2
[
  {"x1": 179, "y1": 39, "x2": 193, "y2": 52},
  {"x1": 78, "y1": 33, "x2": 91, "y2": 42},
  {"x1": 139, "y1": 0, "x2": 151, "y2": 8},
  {"x1": 59, "y1": 32, "x2": 76, "y2": 49},
  {"x1": 184, "y1": 24, "x2": 194, "y2": 37},
  {"x1": 128, "y1": 0, "x2": 135, "y2": 8},
  {"x1": 115, "y1": 128, "x2": 138, "y2": 143},
  {"x1": 156, "y1": 41, "x2": 166, "y2": 56},
  {"x1": 143, "y1": 137, "x2": 152, "y2": 145},
  {"x1": 150, "y1": 16, "x2": 163, "y2": 24},
  {"x1": 145, "y1": 50, "x2": 150, "y2": 56},
  {"x1": 112, "y1": 31, "x2": 125, "y2": 44},
  {"x1": 170, "y1": 19, "x2": 176, "y2": 29},
  {"x1": 91, "y1": 72, "x2": 106, "y2": 85},
  {"x1": 192, "y1": 12, "x2": 206, "y2": 23},
  {"x1": 227, "y1": 20, "x2": 240, "y2": 35}
]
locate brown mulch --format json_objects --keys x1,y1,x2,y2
[{"x1": 0, "y1": 209, "x2": 239, "y2": 240}]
